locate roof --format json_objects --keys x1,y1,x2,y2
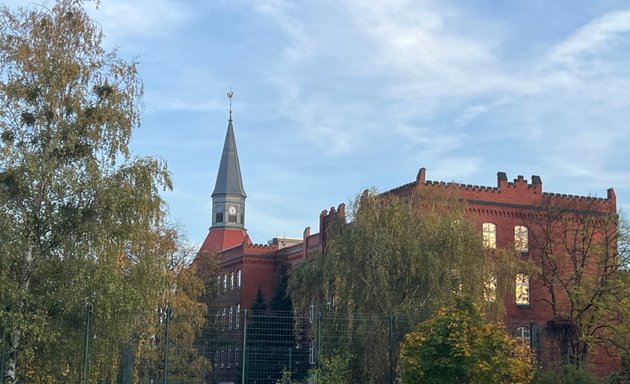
[{"x1": 212, "y1": 119, "x2": 247, "y2": 198}]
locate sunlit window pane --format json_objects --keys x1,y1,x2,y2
[
  {"x1": 515, "y1": 225, "x2": 529, "y2": 254},
  {"x1": 483, "y1": 223, "x2": 496, "y2": 249},
  {"x1": 515, "y1": 274, "x2": 530, "y2": 305},
  {"x1": 484, "y1": 276, "x2": 497, "y2": 302}
]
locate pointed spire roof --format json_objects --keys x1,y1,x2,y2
[{"x1": 212, "y1": 97, "x2": 246, "y2": 198}]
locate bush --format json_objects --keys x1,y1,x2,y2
[{"x1": 535, "y1": 365, "x2": 606, "y2": 384}]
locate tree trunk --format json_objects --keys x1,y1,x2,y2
[
  {"x1": 4, "y1": 245, "x2": 33, "y2": 384},
  {"x1": 4, "y1": 329, "x2": 22, "y2": 384}
]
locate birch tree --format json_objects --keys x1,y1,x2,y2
[{"x1": 0, "y1": 1, "x2": 171, "y2": 382}]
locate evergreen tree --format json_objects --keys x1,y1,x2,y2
[{"x1": 248, "y1": 288, "x2": 271, "y2": 382}]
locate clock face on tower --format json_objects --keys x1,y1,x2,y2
[{"x1": 228, "y1": 206, "x2": 237, "y2": 215}]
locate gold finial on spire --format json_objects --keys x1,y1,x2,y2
[{"x1": 227, "y1": 88, "x2": 234, "y2": 122}]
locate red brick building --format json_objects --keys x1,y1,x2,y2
[{"x1": 198, "y1": 109, "x2": 619, "y2": 382}]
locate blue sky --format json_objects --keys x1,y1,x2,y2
[{"x1": 14, "y1": 0, "x2": 630, "y2": 245}]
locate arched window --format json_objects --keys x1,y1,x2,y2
[
  {"x1": 482, "y1": 223, "x2": 497, "y2": 248},
  {"x1": 514, "y1": 225, "x2": 529, "y2": 255},
  {"x1": 215, "y1": 204, "x2": 224, "y2": 224}
]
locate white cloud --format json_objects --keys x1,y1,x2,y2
[
  {"x1": 550, "y1": 9, "x2": 630, "y2": 64},
  {"x1": 254, "y1": 0, "x2": 317, "y2": 62},
  {"x1": 455, "y1": 97, "x2": 512, "y2": 126}
]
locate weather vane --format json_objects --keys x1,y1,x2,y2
[{"x1": 227, "y1": 88, "x2": 234, "y2": 122}]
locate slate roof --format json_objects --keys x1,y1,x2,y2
[{"x1": 212, "y1": 119, "x2": 247, "y2": 198}]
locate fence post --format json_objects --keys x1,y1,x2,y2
[
  {"x1": 241, "y1": 309, "x2": 248, "y2": 384},
  {"x1": 1, "y1": 327, "x2": 5, "y2": 384},
  {"x1": 163, "y1": 306, "x2": 172, "y2": 384},
  {"x1": 121, "y1": 344, "x2": 132, "y2": 384},
  {"x1": 388, "y1": 315, "x2": 395, "y2": 384},
  {"x1": 316, "y1": 311, "x2": 322, "y2": 369},
  {"x1": 288, "y1": 347, "x2": 292, "y2": 374},
  {"x1": 82, "y1": 303, "x2": 92, "y2": 384}
]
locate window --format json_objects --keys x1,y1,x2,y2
[
  {"x1": 514, "y1": 326, "x2": 530, "y2": 347},
  {"x1": 214, "y1": 351, "x2": 219, "y2": 367},
  {"x1": 227, "y1": 346, "x2": 232, "y2": 367},
  {"x1": 235, "y1": 346, "x2": 240, "y2": 366},
  {"x1": 215, "y1": 212, "x2": 224, "y2": 223},
  {"x1": 222, "y1": 307, "x2": 227, "y2": 328},
  {"x1": 484, "y1": 276, "x2": 497, "y2": 302},
  {"x1": 220, "y1": 349, "x2": 225, "y2": 367},
  {"x1": 309, "y1": 302, "x2": 315, "y2": 324},
  {"x1": 228, "y1": 306, "x2": 233, "y2": 329},
  {"x1": 483, "y1": 223, "x2": 497, "y2": 249},
  {"x1": 514, "y1": 226, "x2": 529, "y2": 255},
  {"x1": 326, "y1": 296, "x2": 335, "y2": 310},
  {"x1": 309, "y1": 339, "x2": 315, "y2": 365},
  {"x1": 450, "y1": 269, "x2": 462, "y2": 295},
  {"x1": 223, "y1": 274, "x2": 227, "y2": 290},
  {"x1": 235, "y1": 304, "x2": 241, "y2": 328},
  {"x1": 217, "y1": 276, "x2": 221, "y2": 293},
  {"x1": 515, "y1": 274, "x2": 530, "y2": 306},
  {"x1": 230, "y1": 271, "x2": 235, "y2": 289},
  {"x1": 236, "y1": 269, "x2": 241, "y2": 288}
]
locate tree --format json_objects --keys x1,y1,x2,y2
[
  {"x1": 289, "y1": 187, "x2": 492, "y2": 383},
  {"x1": 0, "y1": 1, "x2": 171, "y2": 382},
  {"x1": 135, "y1": 228, "x2": 212, "y2": 383},
  {"x1": 248, "y1": 287, "x2": 273, "y2": 382},
  {"x1": 528, "y1": 198, "x2": 630, "y2": 367},
  {"x1": 268, "y1": 264, "x2": 308, "y2": 382},
  {"x1": 398, "y1": 297, "x2": 534, "y2": 384}
]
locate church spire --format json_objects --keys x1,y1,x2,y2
[
  {"x1": 212, "y1": 90, "x2": 246, "y2": 199},
  {"x1": 211, "y1": 90, "x2": 246, "y2": 230}
]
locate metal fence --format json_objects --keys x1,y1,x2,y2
[{"x1": 0, "y1": 308, "x2": 555, "y2": 384}]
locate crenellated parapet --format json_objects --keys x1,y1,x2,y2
[
  {"x1": 383, "y1": 167, "x2": 616, "y2": 211},
  {"x1": 319, "y1": 203, "x2": 347, "y2": 253},
  {"x1": 245, "y1": 242, "x2": 278, "y2": 252}
]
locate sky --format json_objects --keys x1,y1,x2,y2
[{"x1": 10, "y1": 0, "x2": 630, "y2": 245}]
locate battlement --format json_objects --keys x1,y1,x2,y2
[
  {"x1": 319, "y1": 203, "x2": 346, "y2": 233},
  {"x1": 383, "y1": 167, "x2": 615, "y2": 209},
  {"x1": 246, "y1": 243, "x2": 277, "y2": 250}
]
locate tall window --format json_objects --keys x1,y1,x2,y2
[
  {"x1": 483, "y1": 223, "x2": 497, "y2": 249},
  {"x1": 228, "y1": 306, "x2": 233, "y2": 329},
  {"x1": 229, "y1": 271, "x2": 234, "y2": 290},
  {"x1": 484, "y1": 276, "x2": 497, "y2": 302},
  {"x1": 235, "y1": 304, "x2": 241, "y2": 328},
  {"x1": 223, "y1": 274, "x2": 227, "y2": 291},
  {"x1": 215, "y1": 205, "x2": 224, "y2": 224},
  {"x1": 236, "y1": 269, "x2": 241, "y2": 288},
  {"x1": 235, "y1": 346, "x2": 240, "y2": 366},
  {"x1": 514, "y1": 326, "x2": 530, "y2": 346},
  {"x1": 515, "y1": 274, "x2": 530, "y2": 306},
  {"x1": 227, "y1": 346, "x2": 232, "y2": 367},
  {"x1": 514, "y1": 226, "x2": 529, "y2": 255},
  {"x1": 309, "y1": 339, "x2": 315, "y2": 365}
]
